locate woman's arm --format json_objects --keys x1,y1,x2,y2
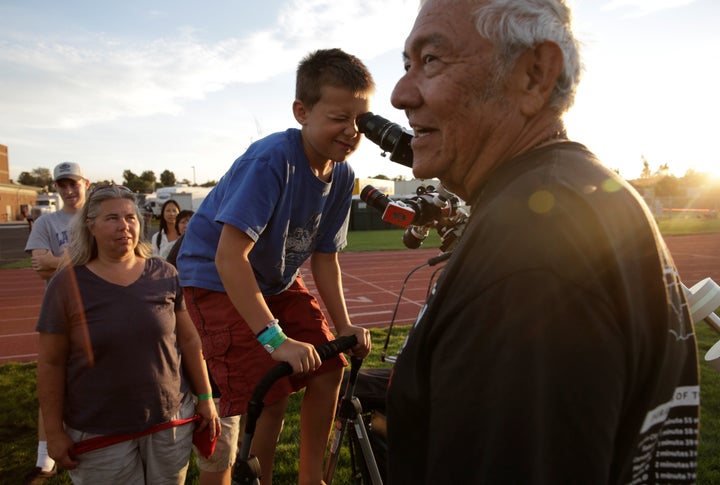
[
  {"x1": 175, "y1": 310, "x2": 220, "y2": 439},
  {"x1": 37, "y1": 332, "x2": 78, "y2": 469}
]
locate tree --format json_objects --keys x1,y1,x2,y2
[
  {"x1": 123, "y1": 170, "x2": 155, "y2": 193},
  {"x1": 17, "y1": 172, "x2": 35, "y2": 186},
  {"x1": 640, "y1": 156, "x2": 652, "y2": 178},
  {"x1": 18, "y1": 167, "x2": 53, "y2": 188},
  {"x1": 160, "y1": 170, "x2": 176, "y2": 187},
  {"x1": 681, "y1": 169, "x2": 709, "y2": 188},
  {"x1": 140, "y1": 171, "x2": 157, "y2": 191},
  {"x1": 654, "y1": 175, "x2": 681, "y2": 197},
  {"x1": 123, "y1": 170, "x2": 141, "y2": 193},
  {"x1": 140, "y1": 171, "x2": 156, "y2": 185},
  {"x1": 655, "y1": 163, "x2": 670, "y2": 177}
]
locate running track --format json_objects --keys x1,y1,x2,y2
[{"x1": 2, "y1": 234, "x2": 719, "y2": 364}]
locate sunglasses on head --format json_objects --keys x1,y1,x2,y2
[{"x1": 89, "y1": 184, "x2": 134, "y2": 197}]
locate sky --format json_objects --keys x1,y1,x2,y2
[{"x1": 1, "y1": 0, "x2": 718, "y2": 186}]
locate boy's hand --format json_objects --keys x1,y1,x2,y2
[
  {"x1": 31, "y1": 249, "x2": 56, "y2": 272},
  {"x1": 339, "y1": 324, "x2": 372, "y2": 359},
  {"x1": 272, "y1": 338, "x2": 322, "y2": 375}
]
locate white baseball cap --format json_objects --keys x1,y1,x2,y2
[{"x1": 53, "y1": 162, "x2": 84, "y2": 182}]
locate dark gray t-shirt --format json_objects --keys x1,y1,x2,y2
[
  {"x1": 387, "y1": 142, "x2": 699, "y2": 484},
  {"x1": 36, "y1": 257, "x2": 189, "y2": 434}
]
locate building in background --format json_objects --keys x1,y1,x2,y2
[{"x1": 0, "y1": 144, "x2": 40, "y2": 222}]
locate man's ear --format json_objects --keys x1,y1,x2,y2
[
  {"x1": 515, "y1": 41, "x2": 564, "y2": 116},
  {"x1": 292, "y1": 99, "x2": 308, "y2": 125}
]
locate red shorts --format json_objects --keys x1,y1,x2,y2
[{"x1": 183, "y1": 276, "x2": 347, "y2": 417}]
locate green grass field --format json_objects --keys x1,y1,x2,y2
[
  {"x1": 656, "y1": 214, "x2": 720, "y2": 236},
  {"x1": 0, "y1": 327, "x2": 409, "y2": 484},
  {"x1": 3, "y1": 220, "x2": 720, "y2": 483}
]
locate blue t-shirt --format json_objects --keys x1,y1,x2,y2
[{"x1": 177, "y1": 128, "x2": 354, "y2": 295}]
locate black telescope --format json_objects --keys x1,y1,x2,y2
[
  {"x1": 357, "y1": 112, "x2": 413, "y2": 168},
  {"x1": 360, "y1": 185, "x2": 443, "y2": 228}
]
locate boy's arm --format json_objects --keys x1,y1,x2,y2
[
  {"x1": 215, "y1": 224, "x2": 322, "y2": 373},
  {"x1": 311, "y1": 251, "x2": 371, "y2": 358},
  {"x1": 31, "y1": 249, "x2": 65, "y2": 280},
  {"x1": 310, "y1": 252, "x2": 351, "y2": 332},
  {"x1": 26, "y1": 218, "x2": 63, "y2": 280}
]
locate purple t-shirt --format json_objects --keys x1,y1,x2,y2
[{"x1": 36, "y1": 257, "x2": 188, "y2": 434}]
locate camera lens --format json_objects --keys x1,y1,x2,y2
[
  {"x1": 402, "y1": 226, "x2": 429, "y2": 249},
  {"x1": 360, "y1": 185, "x2": 391, "y2": 213}
]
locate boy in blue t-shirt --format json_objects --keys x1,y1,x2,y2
[{"x1": 178, "y1": 48, "x2": 374, "y2": 484}]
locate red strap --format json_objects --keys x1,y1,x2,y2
[{"x1": 70, "y1": 414, "x2": 201, "y2": 457}]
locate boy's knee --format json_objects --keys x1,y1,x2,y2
[{"x1": 310, "y1": 367, "x2": 343, "y2": 390}]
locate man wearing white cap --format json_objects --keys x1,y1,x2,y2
[
  {"x1": 23, "y1": 161, "x2": 89, "y2": 483},
  {"x1": 25, "y1": 162, "x2": 89, "y2": 280}
]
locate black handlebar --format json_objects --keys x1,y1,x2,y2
[
  {"x1": 240, "y1": 335, "x2": 359, "y2": 457},
  {"x1": 247, "y1": 335, "x2": 358, "y2": 408}
]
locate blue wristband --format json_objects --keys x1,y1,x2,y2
[
  {"x1": 257, "y1": 319, "x2": 279, "y2": 339},
  {"x1": 257, "y1": 320, "x2": 280, "y2": 346}
]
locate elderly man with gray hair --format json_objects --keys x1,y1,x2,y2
[{"x1": 385, "y1": 1, "x2": 699, "y2": 483}]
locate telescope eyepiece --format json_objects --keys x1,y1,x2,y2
[{"x1": 357, "y1": 112, "x2": 414, "y2": 168}]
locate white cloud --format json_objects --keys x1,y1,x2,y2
[
  {"x1": 0, "y1": 35, "x2": 284, "y2": 130},
  {"x1": 0, "y1": 0, "x2": 415, "y2": 133},
  {"x1": 0, "y1": 0, "x2": 421, "y2": 181}
]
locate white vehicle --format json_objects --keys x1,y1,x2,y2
[
  {"x1": 30, "y1": 192, "x2": 63, "y2": 220},
  {"x1": 145, "y1": 185, "x2": 212, "y2": 218}
]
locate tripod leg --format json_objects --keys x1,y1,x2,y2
[
  {"x1": 324, "y1": 417, "x2": 349, "y2": 484},
  {"x1": 352, "y1": 413, "x2": 384, "y2": 485}
]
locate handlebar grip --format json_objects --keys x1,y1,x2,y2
[
  {"x1": 244, "y1": 334, "x2": 360, "y2": 442},
  {"x1": 316, "y1": 335, "x2": 358, "y2": 361},
  {"x1": 249, "y1": 335, "x2": 358, "y2": 404}
]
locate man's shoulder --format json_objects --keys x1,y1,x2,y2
[
  {"x1": 36, "y1": 209, "x2": 72, "y2": 225},
  {"x1": 25, "y1": 213, "x2": 55, "y2": 248}
]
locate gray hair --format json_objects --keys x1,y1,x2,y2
[
  {"x1": 420, "y1": 0, "x2": 583, "y2": 112},
  {"x1": 66, "y1": 185, "x2": 151, "y2": 266}
]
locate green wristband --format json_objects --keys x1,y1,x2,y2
[
  {"x1": 197, "y1": 393, "x2": 212, "y2": 401},
  {"x1": 262, "y1": 330, "x2": 288, "y2": 353},
  {"x1": 258, "y1": 322, "x2": 281, "y2": 346},
  {"x1": 267, "y1": 331, "x2": 288, "y2": 350}
]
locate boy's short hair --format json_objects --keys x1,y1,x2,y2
[{"x1": 296, "y1": 48, "x2": 375, "y2": 108}]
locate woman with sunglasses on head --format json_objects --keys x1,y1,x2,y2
[
  {"x1": 152, "y1": 199, "x2": 181, "y2": 258},
  {"x1": 35, "y1": 185, "x2": 220, "y2": 484}
]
